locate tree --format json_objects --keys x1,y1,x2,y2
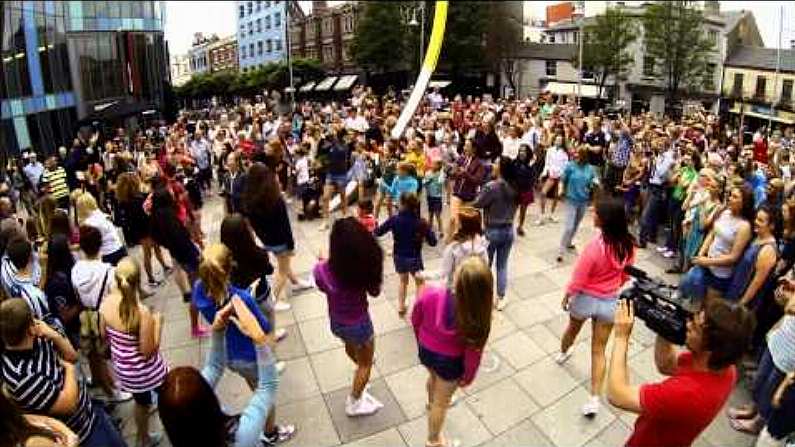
[
  {"x1": 484, "y1": 2, "x2": 523, "y2": 96},
  {"x1": 440, "y1": 1, "x2": 488, "y2": 74},
  {"x1": 581, "y1": 7, "x2": 637, "y2": 99},
  {"x1": 351, "y1": 2, "x2": 409, "y2": 74},
  {"x1": 643, "y1": 1, "x2": 715, "y2": 113}
]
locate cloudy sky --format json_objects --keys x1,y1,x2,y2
[{"x1": 165, "y1": 1, "x2": 794, "y2": 57}]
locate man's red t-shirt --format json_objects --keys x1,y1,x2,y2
[{"x1": 626, "y1": 352, "x2": 736, "y2": 447}]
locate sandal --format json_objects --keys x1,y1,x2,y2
[
  {"x1": 425, "y1": 437, "x2": 461, "y2": 447},
  {"x1": 727, "y1": 405, "x2": 757, "y2": 420},
  {"x1": 729, "y1": 416, "x2": 763, "y2": 435}
]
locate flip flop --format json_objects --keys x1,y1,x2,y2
[
  {"x1": 729, "y1": 417, "x2": 762, "y2": 435},
  {"x1": 727, "y1": 405, "x2": 756, "y2": 420}
]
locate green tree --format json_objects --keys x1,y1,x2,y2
[
  {"x1": 484, "y1": 2, "x2": 523, "y2": 95},
  {"x1": 440, "y1": 1, "x2": 487, "y2": 74},
  {"x1": 643, "y1": 1, "x2": 715, "y2": 112},
  {"x1": 581, "y1": 7, "x2": 637, "y2": 99},
  {"x1": 351, "y1": 1, "x2": 408, "y2": 74}
]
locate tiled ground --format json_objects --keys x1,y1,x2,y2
[{"x1": 115, "y1": 195, "x2": 757, "y2": 447}]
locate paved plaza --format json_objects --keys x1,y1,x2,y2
[{"x1": 116, "y1": 196, "x2": 758, "y2": 447}]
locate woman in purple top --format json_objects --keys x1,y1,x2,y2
[
  {"x1": 313, "y1": 217, "x2": 384, "y2": 417},
  {"x1": 411, "y1": 256, "x2": 493, "y2": 447}
]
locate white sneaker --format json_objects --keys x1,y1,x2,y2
[
  {"x1": 362, "y1": 390, "x2": 384, "y2": 409},
  {"x1": 274, "y1": 327, "x2": 288, "y2": 342},
  {"x1": 662, "y1": 250, "x2": 676, "y2": 259},
  {"x1": 535, "y1": 218, "x2": 545, "y2": 226},
  {"x1": 274, "y1": 301, "x2": 292, "y2": 312},
  {"x1": 554, "y1": 349, "x2": 572, "y2": 365},
  {"x1": 495, "y1": 297, "x2": 507, "y2": 311},
  {"x1": 581, "y1": 395, "x2": 600, "y2": 417},
  {"x1": 275, "y1": 361, "x2": 286, "y2": 375},
  {"x1": 292, "y1": 278, "x2": 314, "y2": 292},
  {"x1": 655, "y1": 246, "x2": 668, "y2": 253},
  {"x1": 345, "y1": 395, "x2": 380, "y2": 417}
]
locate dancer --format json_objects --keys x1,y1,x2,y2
[
  {"x1": 557, "y1": 145, "x2": 598, "y2": 263},
  {"x1": 412, "y1": 256, "x2": 492, "y2": 447},
  {"x1": 536, "y1": 135, "x2": 568, "y2": 225},
  {"x1": 75, "y1": 192, "x2": 127, "y2": 266},
  {"x1": 314, "y1": 217, "x2": 384, "y2": 416},
  {"x1": 556, "y1": 198, "x2": 636, "y2": 417},
  {"x1": 441, "y1": 207, "x2": 487, "y2": 288}
]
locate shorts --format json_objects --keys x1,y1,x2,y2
[
  {"x1": 754, "y1": 346, "x2": 795, "y2": 438},
  {"x1": 102, "y1": 247, "x2": 127, "y2": 267},
  {"x1": 326, "y1": 173, "x2": 348, "y2": 187},
  {"x1": 394, "y1": 255, "x2": 423, "y2": 274},
  {"x1": 264, "y1": 243, "x2": 292, "y2": 256},
  {"x1": 569, "y1": 292, "x2": 617, "y2": 323},
  {"x1": 427, "y1": 196, "x2": 442, "y2": 214},
  {"x1": 132, "y1": 387, "x2": 161, "y2": 407},
  {"x1": 330, "y1": 317, "x2": 374, "y2": 346},
  {"x1": 419, "y1": 344, "x2": 464, "y2": 382},
  {"x1": 519, "y1": 190, "x2": 535, "y2": 206},
  {"x1": 705, "y1": 269, "x2": 732, "y2": 294},
  {"x1": 172, "y1": 244, "x2": 200, "y2": 276}
]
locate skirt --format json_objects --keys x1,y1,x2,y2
[
  {"x1": 394, "y1": 255, "x2": 424, "y2": 274},
  {"x1": 519, "y1": 189, "x2": 535, "y2": 206},
  {"x1": 419, "y1": 344, "x2": 464, "y2": 382}
]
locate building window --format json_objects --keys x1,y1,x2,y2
[
  {"x1": 782, "y1": 79, "x2": 794, "y2": 104},
  {"x1": 573, "y1": 31, "x2": 578, "y2": 44},
  {"x1": 249, "y1": 43, "x2": 255, "y2": 58},
  {"x1": 274, "y1": 12, "x2": 281, "y2": 27},
  {"x1": 247, "y1": 2, "x2": 252, "y2": 15},
  {"x1": 256, "y1": 1, "x2": 261, "y2": 11},
  {"x1": 733, "y1": 73, "x2": 744, "y2": 95},
  {"x1": 643, "y1": 56, "x2": 655, "y2": 77},
  {"x1": 708, "y1": 30, "x2": 718, "y2": 46},
  {"x1": 256, "y1": 18, "x2": 262, "y2": 32},
  {"x1": 248, "y1": 22, "x2": 253, "y2": 35},
  {"x1": 703, "y1": 63, "x2": 716, "y2": 90},
  {"x1": 275, "y1": 39, "x2": 282, "y2": 51},
  {"x1": 755, "y1": 76, "x2": 767, "y2": 98},
  {"x1": 548, "y1": 34, "x2": 555, "y2": 43},
  {"x1": 239, "y1": 5, "x2": 244, "y2": 18},
  {"x1": 266, "y1": 15, "x2": 271, "y2": 29},
  {"x1": 545, "y1": 60, "x2": 557, "y2": 77},
  {"x1": 257, "y1": 41, "x2": 263, "y2": 55},
  {"x1": 267, "y1": 39, "x2": 272, "y2": 53}
]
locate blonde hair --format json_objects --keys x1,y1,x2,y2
[
  {"x1": 75, "y1": 192, "x2": 99, "y2": 224},
  {"x1": 116, "y1": 257, "x2": 142, "y2": 333},
  {"x1": 115, "y1": 172, "x2": 142, "y2": 204},
  {"x1": 38, "y1": 194, "x2": 58, "y2": 238},
  {"x1": 453, "y1": 256, "x2": 493, "y2": 348},
  {"x1": 198, "y1": 243, "x2": 233, "y2": 303}
]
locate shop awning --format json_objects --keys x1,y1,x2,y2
[
  {"x1": 299, "y1": 81, "x2": 316, "y2": 92},
  {"x1": 333, "y1": 75, "x2": 359, "y2": 91},
  {"x1": 542, "y1": 81, "x2": 602, "y2": 98},
  {"x1": 428, "y1": 80, "x2": 452, "y2": 89},
  {"x1": 728, "y1": 102, "x2": 795, "y2": 124},
  {"x1": 314, "y1": 76, "x2": 338, "y2": 92}
]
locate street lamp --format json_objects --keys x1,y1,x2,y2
[{"x1": 401, "y1": 2, "x2": 426, "y2": 79}]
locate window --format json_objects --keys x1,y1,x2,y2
[
  {"x1": 256, "y1": 1, "x2": 261, "y2": 11},
  {"x1": 248, "y1": 22, "x2": 252, "y2": 35},
  {"x1": 643, "y1": 56, "x2": 655, "y2": 77},
  {"x1": 246, "y1": 2, "x2": 252, "y2": 15},
  {"x1": 256, "y1": 18, "x2": 261, "y2": 32},
  {"x1": 275, "y1": 39, "x2": 282, "y2": 51},
  {"x1": 548, "y1": 34, "x2": 555, "y2": 43},
  {"x1": 703, "y1": 63, "x2": 716, "y2": 90},
  {"x1": 267, "y1": 39, "x2": 272, "y2": 53},
  {"x1": 266, "y1": 15, "x2": 271, "y2": 29},
  {"x1": 274, "y1": 12, "x2": 281, "y2": 27},
  {"x1": 257, "y1": 40, "x2": 263, "y2": 55},
  {"x1": 241, "y1": 45, "x2": 246, "y2": 58},
  {"x1": 249, "y1": 43, "x2": 255, "y2": 58},
  {"x1": 239, "y1": 5, "x2": 244, "y2": 18},
  {"x1": 573, "y1": 31, "x2": 578, "y2": 44},
  {"x1": 733, "y1": 73, "x2": 744, "y2": 95},
  {"x1": 782, "y1": 79, "x2": 794, "y2": 104},
  {"x1": 545, "y1": 60, "x2": 557, "y2": 77},
  {"x1": 708, "y1": 30, "x2": 718, "y2": 46},
  {"x1": 755, "y1": 76, "x2": 767, "y2": 98}
]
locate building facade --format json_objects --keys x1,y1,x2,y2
[
  {"x1": 236, "y1": 0, "x2": 288, "y2": 72},
  {"x1": 187, "y1": 33, "x2": 217, "y2": 75},
  {"x1": 208, "y1": 35, "x2": 238, "y2": 73},
  {"x1": 290, "y1": 1, "x2": 359, "y2": 74},
  {"x1": 1, "y1": 0, "x2": 168, "y2": 155},
  {"x1": 536, "y1": 3, "x2": 763, "y2": 114},
  {"x1": 722, "y1": 46, "x2": 795, "y2": 126},
  {"x1": 170, "y1": 53, "x2": 191, "y2": 87}
]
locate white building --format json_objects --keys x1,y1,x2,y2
[
  {"x1": 170, "y1": 54, "x2": 191, "y2": 87},
  {"x1": 187, "y1": 33, "x2": 219, "y2": 75}
]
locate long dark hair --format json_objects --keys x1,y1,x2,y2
[
  {"x1": 328, "y1": 217, "x2": 383, "y2": 296},
  {"x1": 400, "y1": 192, "x2": 430, "y2": 246},
  {"x1": 241, "y1": 162, "x2": 281, "y2": 215},
  {"x1": 596, "y1": 198, "x2": 635, "y2": 263},
  {"x1": 220, "y1": 214, "x2": 273, "y2": 279},
  {"x1": 46, "y1": 233, "x2": 74, "y2": 282},
  {"x1": 159, "y1": 367, "x2": 234, "y2": 447},
  {"x1": 0, "y1": 393, "x2": 57, "y2": 446}
]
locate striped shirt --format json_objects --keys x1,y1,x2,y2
[
  {"x1": 105, "y1": 325, "x2": 168, "y2": 393},
  {"x1": 0, "y1": 256, "x2": 62, "y2": 331},
  {"x1": 41, "y1": 166, "x2": 70, "y2": 201},
  {"x1": 1, "y1": 337, "x2": 96, "y2": 443},
  {"x1": 768, "y1": 315, "x2": 795, "y2": 373}
]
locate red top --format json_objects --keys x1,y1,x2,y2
[
  {"x1": 627, "y1": 352, "x2": 736, "y2": 447},
  {"x1": 753, "y1": 138, "x2": 768, "y2": 164}
]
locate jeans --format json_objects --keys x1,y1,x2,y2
[
  {"x1": 485, "y1": 225, "x2": 514, "y2": 298},
  {"x1": 560, "y1": 201, "x2": 588, "y2": 254},
  {"x1": 640, "y1": 185, "x2": 668, "y2": 244},
  {"x1": 83, "y1": 402, "x2": 128, "y2": 447},
  {"x1": 665, "y1": 198, "x2": 684, "y2": 251}
]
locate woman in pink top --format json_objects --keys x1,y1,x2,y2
[
  {"x1": 556, "y1": 198, "x2": 636, "y2": 418},
  {"x1": 412, "y1": 256, "x2": 492, "y2": 447}
]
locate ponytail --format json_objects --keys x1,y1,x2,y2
[
  {"x1": 198, "y1": 244, "x2": 233, "y2": 304},
  {"x1": 116, "y1": 257, "x2": 142, "y2": 333}
]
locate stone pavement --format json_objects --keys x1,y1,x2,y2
[{"x1": 115, "y1": 195, "x2": 757, "y2": 447}]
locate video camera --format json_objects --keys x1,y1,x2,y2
[{"x1": 620, "y1": 266, "x2": 693, "y2": 345}]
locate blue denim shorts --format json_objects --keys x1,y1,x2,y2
[
  {"x1": 326, "y1": 173, "x2": 348, "y2": 187},
  {"x1": 569, "y1": 292, "x2": 617, "y2": 323},
  {"x1": 330, "y1": 317, "x2": 374, "y2": 346},
  {"x1": 394, "y1": 255, "x2": 424, "y2": 274},
  {"x1": 419, "y1": 344, "x2": 464, "y2": 382},
  {"x1": 264, "y1": 243, "x2": 292, "y2": 255}
]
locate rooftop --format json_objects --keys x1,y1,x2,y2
[
  {"x1": 725, "y1": 45, "x2": 795, "y2": 73},
  {"x1": 512, "y1": 43, "x2": 576, "y2": 60}
]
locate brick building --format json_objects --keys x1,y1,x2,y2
[
  {"x1": 289, "y1": 1, "x2": 360, "y2": 73},
  {"x1": 208, "y1": 35, "x2": 239, "y2": 73}
]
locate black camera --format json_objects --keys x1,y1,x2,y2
[{"x1": 621, "y1": 266, "x2": 693, "y2": 345}]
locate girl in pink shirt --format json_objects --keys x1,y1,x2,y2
[
  {"x1": 411, "y1": 256, "x2": 492, "y2": 447},
  {"x1": 556, "y1": 198, "x2": 636, "y2": 418}
]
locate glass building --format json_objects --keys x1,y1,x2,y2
[{"x1": 1, "y1": 1, "x2": 168, "y2": 156}]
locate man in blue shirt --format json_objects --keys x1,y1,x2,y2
[{"x1": 639, "y1": 142, "x2": 676, "y2": 248}]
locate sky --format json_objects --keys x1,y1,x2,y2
[{"x1": 164, "y1": 1, "x2": 794, "y2": 58}]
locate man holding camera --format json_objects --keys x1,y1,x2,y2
[{"x1": 607, "y1": 299, "x2": 755, "y2": 447}]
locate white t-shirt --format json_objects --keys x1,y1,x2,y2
[
  {"x1": 71, "y1": 260, "x2": 114, "y2": 309},
  {"x1": 83, "y1": 210, "x2": 123, "y2": 256},
  {"x1": 295, "y1": 157, "x2": 310, "y2": 185}
]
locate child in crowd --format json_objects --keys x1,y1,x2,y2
[
  {"x1": 381, "y1": 162, "x2": 419, "y2": 208},
  {"x1": 294, "y1": 143, "x2": 313, "y2": 218},
  {"x1": 424, "y1": 160, "x2": 445, "y2": 238},
  {"x1": 314, "y1": 218, "x2": 384, "y2": 416},
  {"x1": 441, "y1": 207, "x2": 487, "y2": 287},
  {"x1": 375, "y1": 192, "x2": 437, "y2": 316},
  {"x1": 357, "y1": 199, "x2": 377, "y2": 233}
]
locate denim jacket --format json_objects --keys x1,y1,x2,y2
[{"x1": 201, "y1": 330, "x2": 279, "y2": 447}]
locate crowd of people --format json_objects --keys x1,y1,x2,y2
[{"x1": 0, "y1": 83, "x2": 793, "y2": 447}]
